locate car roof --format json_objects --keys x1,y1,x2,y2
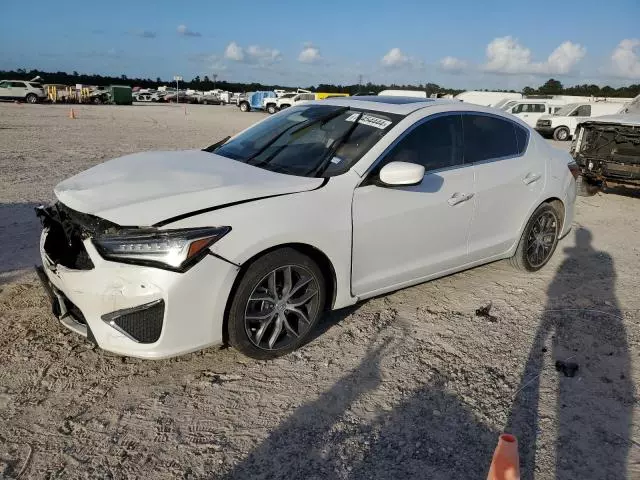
[{"x1": 319, "y1": 96, "x2": 455, "y2": 115}]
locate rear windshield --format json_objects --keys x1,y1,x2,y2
[{"x1": 213, "y1": 105, "x2": 402, "y2": 178}]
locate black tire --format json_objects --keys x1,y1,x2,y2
[
  {"x1": 93, "y1": 96, "x2": 103, "y2": 105},
  {"x1": 510, "y1": 203, "x2": 561, "y2": 272},
  {"x1": 239, "y1": 101, "x2": 250, "y2": 112},
  {"x1": 25, "y1": 93, "x2": 38, "y2": 104},
  {"x1": 553, "y1": 126, "x2": 570, "y2": 141},
  {"x1": 576, "y1": 175, "x2": 599, "y2": 197},
  {"x1": 227, "y1": 248, "x2": 326, "y2": 359},
  {"x1": 266, "y1": 104, "x2": 277, "y2": 114}
]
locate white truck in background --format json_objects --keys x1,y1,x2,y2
[
  {"x1": 535, "y1": 101, "x2": 627, "y2": 140},
  {"x1": 454, "y1": 91, "x2": 522, "y2": 107}
]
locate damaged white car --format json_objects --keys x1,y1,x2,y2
[{"x1": 36, "y1": 97, "x2": 577, "y2": 359}]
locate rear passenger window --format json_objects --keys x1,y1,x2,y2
[
  {"x1": 514, "y1": 124, "x2": 529, "y2": 154},
  {"x1": 463, "y1": 115, "x2": 519, "y2": 163},
  {"x1": 384, "y1": 114, "x2": 463, "y2": 172},
  {"x1": 534, "y1": 104, "x2": 546, "y2": 113}
]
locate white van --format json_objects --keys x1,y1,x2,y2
[
  {"x1": 534, "y1": 102, "x2": 626, "y2": 141},
  {"x1": 503, "y1": 100, "x2": 565, "y2": 127},
  {"x1": 378, "y1": 89, "x2": 427, "y2": 98},
  {"x1": 454, "y1": 91, "x2": 522, "y2": 107}
]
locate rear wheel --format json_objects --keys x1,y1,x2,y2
[
  {"x1": 26, "y1": 93, "x2": 38, "y2": 104},
  {"x1": 510, "y1": 204, "x2": 560, "y2": 272},
  {"x1": 553, "y1": 126, "x2": 570, "y2": 141},
  {"x1": 239, "y1": 101, "x2": 250, "y2": 112},
  {"x1": 227, "y1": 248, "x2": 326, "y2": 359},
  {"x1": 266, "y1": 104, "x2": 277, "y2": 114},
  {"x1": 576, "y1": 175, "x2": 599, "y2": 197}
]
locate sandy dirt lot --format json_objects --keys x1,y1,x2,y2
[{"x1": 1, "y1": 103, "x2": 639, "y2": 479}]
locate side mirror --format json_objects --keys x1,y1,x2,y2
[{"x1": 378, "y1": 161, "x2": 425, "y2": 186}]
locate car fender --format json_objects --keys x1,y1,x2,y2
[{"x1": 164, "y1": 172, "x2": 361, "y2": 309}]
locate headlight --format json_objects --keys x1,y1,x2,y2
[{"x1": 93, "y1": 227, "x2": 230, "y2": 271}]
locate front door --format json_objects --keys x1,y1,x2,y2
[{"x1": 351, "y1": 114, "x2": 476, "y2": 296}]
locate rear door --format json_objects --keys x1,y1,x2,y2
[
  {"x1": 352, "y1": 113, "x2": 476, "y2": 296},
  {"x1": 464, "y1": 114, "x2": 545, "y2": 260},
  {"x1": 11, "y1": 81, "x2": 27, "y2": 99}
]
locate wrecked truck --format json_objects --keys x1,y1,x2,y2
[{"x1": 571, "y1": 96, "x2": 640, "y2": 195}]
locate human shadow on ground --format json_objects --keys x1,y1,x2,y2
[
  {"x1": 0, "y1": 202, "x2": 42, "y2": 282},
  {"x1": 224, "y1": 334, "x2": 499, "y2": 480},
  {"x1": 507, "y1": 228, "x2": 632, "y2": 479}
]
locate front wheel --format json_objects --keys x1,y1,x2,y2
[
  {"x1": 266, "y1": 104, "x2": 277, "y2": 114},
  {"x1": 553, "y1": 126, "x2": 570, "y2": 141},
  {"x1": 227, "y1": 248, "x2": 326, "y2": 359},
  {"x1": 239, "y1": 102, "x2": 250, "y2": 112},
  {"x1": 26, "y1": 93, "x2": 38, "y2": 104},
  {"x1": 510, "y1": 204, "x2": 560, "y2": 272}
]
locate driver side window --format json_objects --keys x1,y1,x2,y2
[{"x1": 383, "y1": 114, "x2": 464, "y2": 172}]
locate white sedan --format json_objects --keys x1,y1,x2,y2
[{"x1": 36, "y1": 97, "x2": 577, "y2": 360}]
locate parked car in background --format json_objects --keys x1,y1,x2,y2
[
  {"x1": 378, "y1": 89, "x2": 428, "y2": 98},
  {"x1": 198, "y1": 94, "x2": 223, "y2": 105},
  {"x1": 503, "y1": 99, "x2": 565, "y2": 127},
  {"x1": 237, "y1": 91, "x2": 277, "y2": 112},
  {"x1": 535, "y1": 102, "x2": 625, "y2": 141},
  {"x1": 571, "y1": 96, "x2": 640, "y2": 195},
  {"x1": 455, "y1": 91, "x2": 522, "y2": 107},
  {"x1": 134, "y1": 92, "x2": 155, "y2": 102},
  {"x1": 0, "y1": 80, "x2": 47, "y2": 103},
  {"x1": 36, "y1": 96, "x2": 576, "y2": 360},
  {"x1": 272, "y1": 92, "x2": 350, "y2": 113}
]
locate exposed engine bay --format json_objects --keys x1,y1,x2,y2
[{"x1": 572, "y1": 120, "x2": 640, "y2": 187}]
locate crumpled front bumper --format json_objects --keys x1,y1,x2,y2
[{"x1": 37, "y1": 229, "x2": 239, "y2": 359}]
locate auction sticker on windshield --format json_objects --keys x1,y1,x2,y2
[{"x1": 345, "y1": 113, "x2": 392, "y2": 130}]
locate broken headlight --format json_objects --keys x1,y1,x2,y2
[{"x1": 93, "y1": 227, "x2": 230, "y2": 271}]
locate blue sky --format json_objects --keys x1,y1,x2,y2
[{"x1": 1, "y1": 0, "x2": 639, "y2": 89}]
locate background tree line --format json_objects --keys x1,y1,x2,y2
[{"x1": 3, "y1": 69, "x2": 639, "y2": 98}]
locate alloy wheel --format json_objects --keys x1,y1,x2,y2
[
  {"x1": 525, "y1": 211, "x2": 558, "y2": 268},
  {"x1": 244, "y1": 265, "x2": 320, "y2": 351}
]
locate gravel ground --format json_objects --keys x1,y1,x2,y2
[{"x1": 1, "y1": 103, "x2": 639, "y2": 479}]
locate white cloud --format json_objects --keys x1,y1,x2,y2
[
  {"x1": 224, "y1": 42, "x2": 281, "y2": 65},
  {"x1": 177, "y1": 24, "x2": 201, "y2": 37},
  {"x1": 610, "y1": 39, "x2": 640, "y2": 79},
  {"x1": 224, "y1": 42, "x2": 244, "y2": 61},
  {"x1": 439, "y1": 56, "x2": 467, "y2": 73},
  {"x1": 381, "y1": 48, "x2": 409, "y2": 68},
  {"x1": 247, "y1": 45, "x2": 282, "y2": 64},
  {"x1": 298, "y1": 43, "x2": 322, "y2": 64},
  {"x1": 482, "y1": 36, "x2": 585, "y2": 75}
]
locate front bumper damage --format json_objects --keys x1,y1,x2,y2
[
  {"x1": 35, "y1": 203, "x2": 238, "y2": 359},
  {"x1": 572, "y1": 122, "x2": 640, "y2": 187}
]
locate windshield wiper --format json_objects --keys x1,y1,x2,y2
[
  {"x1": 311, "y1": 111, "x2": 364, "y2": 177},
  {"x1": 203, "y1": 136, "x2": 230, "y2": 152},
  {"x1": 247, "y1": 106, "x2": 349, "y2": 167}
]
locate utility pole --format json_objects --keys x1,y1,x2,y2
[{"x1": 212, "y1": 74, "x2": 218, "y2": 90}]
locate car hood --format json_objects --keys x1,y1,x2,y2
[{"x1": 54, "y1": 150, "x2": 323, "y2": 226}]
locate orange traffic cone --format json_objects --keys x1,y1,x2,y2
[
  {"x1": 487, "y1": 434, "x2": 520, "y2": 480},
  {"x1": 69, "y1": 108, "x2": 76, "y2": 119}
]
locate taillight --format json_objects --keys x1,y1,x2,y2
[{"x1": 567, "y1": 161, "x2": 580, "y2": 179}]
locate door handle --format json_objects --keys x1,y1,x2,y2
[
  {"x1": 523, "y1": 173, "x2": 541, "y2": 185},
  {"x1": 448, "y1": 192, "x2": 474, "y2": 206}
]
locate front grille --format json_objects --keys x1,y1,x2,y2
[
  {"x1": 102, "y1": 300, "x2": 165, "y2": 343},
  {"x1": 43, "y1": 221, "x2": 94, "y2": 270}
]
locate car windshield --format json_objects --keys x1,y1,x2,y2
[
  {"x1": 553, "y1": 104, "x2": 580, "y2": 116},
  {"x1": 213, "y1": 105, "x2": 401, "y2": 177},
  {"x1": 500, "y1": 100, "x2": 518, "y2": 111}
]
